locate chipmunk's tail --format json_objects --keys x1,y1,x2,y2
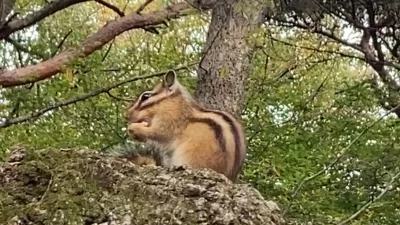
[{"x1": 108, "y1": 142, "x2": 162, "y2": 166}]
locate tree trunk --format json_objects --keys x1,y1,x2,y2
[{"x1": 195, "y1": 0, "x2": 265, "y2": 118}]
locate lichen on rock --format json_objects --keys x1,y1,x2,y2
[{"x1": 0, "y1": 146, "x2": 284, "y2": 225}]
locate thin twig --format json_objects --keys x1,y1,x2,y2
[
  {"x1": 5, "y1": 37, "x2": 46, "y2": 59},
  {"x1": 136, "y1": 0, "x2": 154, "y2": 13},
  {"x1": 101, "y1": 39, "x2": 116, "y2": 62},
  {"x1": 269, "y1": 35, "x2": 365, "y2": 62},
  {"x1": 51, "y1": 29, "x2": 73, "y2": 57},
  {"x1": 86, "y1": 98, "x2": 125, "y2": 140},
  {"x1": 94, "y1": 0, "x2": 125, "y2": 17},
  {"x1": 2, "y1": 99, "x2": 22, "y2": 126},
  {"x1": 121, "y1": 0, "x2": 129, "y2": 13},
  {"x1": 106, "y1": 91, "x2": 133, "y2": 101},
  {"x1": 38, "y1": 171, "x2": 53, "y2": 204},
  {"x1": 283, "y1": 103, "x2": 400, "y2": 216},
  {"x1": 101, "y1": 68, "x2": 121, "y2": 72},
  {"x1": 0, "y1": 62, "x2": 198, "y2": 129},
  {"x1": 268, "y1": 19, "x2": 400, "y2": 71},
  {"x1": 337, "y1": 171, "x2": 400, "y2": 225},
  {"x1": 135, "y1": 0, "x2": 160, "y2": 34},
  {"x1": 300, "y1": 60, "x2": 336, "y2": 114}
]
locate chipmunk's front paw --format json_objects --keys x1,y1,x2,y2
[{"x1": 127, "y1": 122, "x2": 149, "y2": 142}]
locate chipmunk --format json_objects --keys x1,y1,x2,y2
[{"x1": 124, "y1": 70, "x2": 247, "y2": 181}]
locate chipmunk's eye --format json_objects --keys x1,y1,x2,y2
[{"x1": 140, "y1": 92, "x2": 152, "y2": 102}]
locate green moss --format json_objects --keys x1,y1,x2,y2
[
  {"x1": 0, "y1": 148, "x2": 193, "y2": 224},
  {"x1": 0, "y1": 147, "x2": 283, "y2": 225}
]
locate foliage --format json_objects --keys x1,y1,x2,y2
[{"x1": 1, "y1": 1, "x2": 399, "y2": 225}]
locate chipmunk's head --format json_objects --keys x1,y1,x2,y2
[{"x1": 125, "y1": 70, "x2": 194, "y2": 141}]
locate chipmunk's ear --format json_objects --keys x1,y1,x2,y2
[{"x1": 164, "y1": 70, "x2": 177, "y2": 88}]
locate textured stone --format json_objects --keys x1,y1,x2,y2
[{"x1": 0, "y1": 147, "x2": 285, "y2": 225}]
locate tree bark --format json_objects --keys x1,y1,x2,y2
[
  {"x1": 195, "y1": 0, "x2": 265, "y2": 118},
  {"x1": 0, "y1": 0, "x2": 15, "y2": 23}
]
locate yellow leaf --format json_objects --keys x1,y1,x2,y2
[{"x1": 65, "y1": 68, "x2": 74, "y2": 84}]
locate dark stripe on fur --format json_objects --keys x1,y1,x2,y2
[
  {"x1": 188, "y1": 117, "x2": 227, "y2": 152},
  {"x1": 195, "y1": 106, "x2": 243, "y2": 178}
]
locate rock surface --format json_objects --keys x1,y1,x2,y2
[{"x1": 0, "y1": 146, "x2": 284, "y2": 225}]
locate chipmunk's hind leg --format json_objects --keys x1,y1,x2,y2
[{"x1": 179, "y1": 122, "x2": 231, "y2": 179}]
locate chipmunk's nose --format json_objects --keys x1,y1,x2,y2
[
  {"x1": 127, "y1": 123, "x2": 136, "y2": 137},
  {"x1": 127, "y1": 123, "x2": 133, "y2": 133}
]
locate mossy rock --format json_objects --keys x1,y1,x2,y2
[{"x1": 0, "y1": 146, "x2": 284, "y2": 225}]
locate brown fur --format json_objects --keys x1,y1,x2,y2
[{"x1": 124, "y1": 71, "x2": 247, "y2": 181}]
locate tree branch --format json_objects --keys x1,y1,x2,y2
[
  {"x1": 0, "y1": 0, "x2": 89, "y2": 40},
  {"x1": 359, "y1": 6, "x2": 400, "y2": 92},
  {"x1": 0, "y1": 2, "x2": 192, "y2": 88},
  {"x1": 268, "y1": 35, "x2": 367, "y2": 62},
  {"x1": 268, "y1": 17, "x2": 400, "y2": 71},
  {"x1": 0, "y1": 62, "x2": 198, "y2": 128},
  {"x1": 269, "y1": 19, "x2": 363, "y2": 52},
  {"x1": 270, "y1": 33, "x2": 400, "y2": 78}
]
